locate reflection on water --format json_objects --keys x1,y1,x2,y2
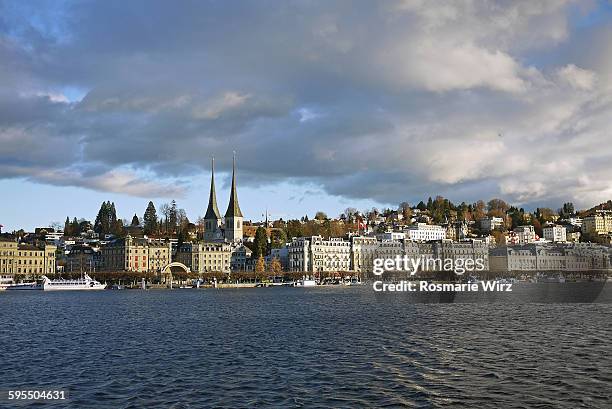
[{"x1": 1, "y1": 284, "x2": 611, "y2": 408}]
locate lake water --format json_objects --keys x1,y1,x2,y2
[{"x1": 1, "y1": 284, "x2": 612, "y2": 408}]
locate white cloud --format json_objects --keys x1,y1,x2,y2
[
  {"x1": 556, "y1": 64, "x2": 597, "y2": 90},
  {"x1": 193, "y1": 92, "x2": 251, "y2": 120},
  {"x1": 2, "y1": 0, "x2": 612, "y2": 212}
]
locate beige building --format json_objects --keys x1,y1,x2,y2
[
  {"x1": 101, "y1": 235, "x2": 172, "y2": 274},
  {"x1": 0, "y1": 239, "x2": 17, "y2": 275},
  {"x1": 0, "y1": 239, "x2": 56, "y2": 278},
  {"x1": 176, "y1": 242, "x2": 232, "y2": 273},
  {"x1": 582, "y1": 211, "x2": 612, "y2": 235}
]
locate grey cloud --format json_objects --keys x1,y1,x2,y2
[{"x1": 1, "y1": 0, "x2": 611, "y2": 208}]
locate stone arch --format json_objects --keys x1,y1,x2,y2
[
  {"x1": 161, "y1": 262, "x2": 191, "y2": 285},
  {"x1": 163, "y1": 262, "x2": 190, "y2": 273}
]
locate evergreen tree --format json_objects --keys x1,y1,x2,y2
[
  {"x1": 285, "y1": 220, "x2": 303, "y2": 240},
  {"x1": 110, "y1": 202, "x2": 118, "y2": 226},
  {"x1": 169, "y1": 200, "x2": 178, "y2": 232},
  {"x1": 64, "y1": 217, "x2": 71, "y2": 236},
  {"x1": 253, "y1": 226, "x2": 268, "y2": 258},
  {"x1": 111, "y1": 219, "x2": 125, "y2": 237},
  {"x1": 71, "y1": 217, "x2": 80, "y2": 235},
  {"x1": 271, "y1": 229, "x2": 287, "y2": 248},
  {"x1": 94, "y1": 202, "x2": 109, "y2": 234},
  {"x1": 94, "y1": 201, "x2": 119, "y2": 235},
  {"x1": 143, "y1": 201, "x2": 158, "y2": 235}
]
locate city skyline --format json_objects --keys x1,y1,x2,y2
[{"x1": 3, "y1": 1, "x2": 612, "y2": 230}]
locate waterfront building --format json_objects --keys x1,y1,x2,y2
[
  {"x1": 347, "y1": 236, "x2": 489, "y2": 278},
  {"x1": 489, "y1": 243, "x2": 612, "y2": 272},
  {"x1": 100, "y1": 235, "x2": 172, "y2": 274},
  {"x1": 267, "y1": 246, "x2": 288, "y2": 271},
  {"x1": 65, "y1": 244, "x2": 102, "y2": 272},
  {"x1": 433, "y1": 239, "x2": 490, "y2": 271},
  {"x1": 543, "y1": 224, "x2": 567, "y2": 242},
  {"x1": 0, "y1": 239, "x2": 17, "y2": 275},
  {"x1": 176, "y1": 242, "x2": 232, "y2": 273},
  {"x1": 0, "y1": 239, "x2": 57, "y2": 278},
  {"x1": 288, "y1": 236, "x2": 351, "y2": 273},
  {"x1": 404, "y1": 223, "x2": 446, "y2": 241},
  {"x1": 350, "y1": 236, "x2": 379, "y2": 275},
  {"x1": 231, "y1": 244, "x2": 253, "y2": 271}
]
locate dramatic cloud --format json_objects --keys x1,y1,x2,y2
[{"x1": 1, "y1": 0, "x2": 611, "y2": 209}]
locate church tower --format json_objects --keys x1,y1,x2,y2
[
  {"x1": 203, "y1": 158, "x2": 222, "y2": 241},
  {"x1": 224, "y1": 153, "x2": 243, "y2": 242}
]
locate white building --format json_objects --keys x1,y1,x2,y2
[
  {"x1": 404, "y1": 223, "x2": 446, "y2": 242},
  {"x1": 507, "y1": 225, "x2": 537, "y2": 245},
  {"x1": 543, "y1": 225, "x2": 566, "y2": 243},
  {"x1": 376, "y1": 231, "x2": 406, "y2": 241},
  {"x1": 288, "y1": 236, "x2": 351, "y2": 273},
  {"x1": 480, "y1": 217, "x2": 504, "y2": 232}
]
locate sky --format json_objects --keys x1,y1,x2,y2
[{"x1": 2, "y1": 0, "x2": 612, "y2": 231}]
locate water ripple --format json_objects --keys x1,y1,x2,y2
[{"x1": 1, "y1": 285, "x2": 611, "y2": 408}]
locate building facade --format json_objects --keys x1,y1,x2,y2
[
  {"x1": 101, "y1": 235, "x2": 172, "y2": 274},
  {"x1": 288, "y1": 236, "x2": 351, "y2": 273},
  {"x1": 507, "y1": 225, "x2": 537, "y2": 245},
  {"x1": 480, "y1": 217, "x2": 504, "y2": 232},
  {"x1": 65, "y1": 244, "x2": 102, "y2": 272},
  {"x1": 0, "y1": 239, "x2": 56, "y2": 278},
  {"x1": 489, "y1": 243, "x2": 611, "y2": 272},
  {"x1": 543, "y1": 224, "x2": 567, "y2": 242},
  {"x1": 176, "y1": 242, "x2": 232, "y2": 273},
  {"x1": 582, "y1": 211, "x2": 612, "y2": 235},
  {"x1": 404, "y1": 223, "x2": 446, "y2": 241}
]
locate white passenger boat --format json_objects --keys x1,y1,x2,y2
[
  {"x1": 294, "y1": 279, "x2": 317, "y2": 287},
  {"x1": 4, "y1": 282, "x2": 43, "y2": 290},
  {"x1": 41, "y1": 273, "x2": 106, "y2": 291}
]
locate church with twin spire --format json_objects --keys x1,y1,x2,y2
[{"x1": 203, "y1": 155, "x2": 244, "y2": 243}]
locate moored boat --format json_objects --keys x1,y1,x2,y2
[
  {"x1": 42, "y1": 273, "x2": 106, "y2": 291},
  {"x1": 294, "y1": 278, "x2": 317, "y2": 287},
  {"x1": 4, "y1": 282, "x2": 43, "y2": 290}
]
